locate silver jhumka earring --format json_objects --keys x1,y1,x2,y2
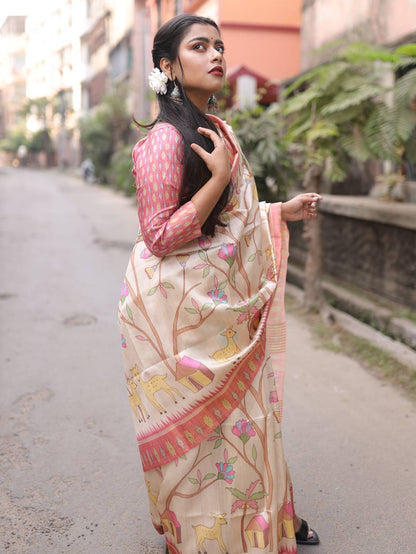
[
  {"x1": 170, "y1": 83, "x2": 183, "y2": 104},
  {"x1": 207, "y1": 95, "x2": 219, "y2": 112}
]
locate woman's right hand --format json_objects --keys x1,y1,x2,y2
[
  {"x1": 191, "y1": 127, "x2": 231, "y2": 187},
  {"x1": 188, "y1": 127, "x2": 231, "y2": 228}
]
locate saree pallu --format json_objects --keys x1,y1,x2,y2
[{"x1": 118, "y1": 118, "x2": 297, "y2": 553}]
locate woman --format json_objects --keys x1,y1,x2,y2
[{"x1": 119, "y1": 14, "x2": 321, "y2": 554}]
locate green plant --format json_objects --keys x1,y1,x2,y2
[
  {"x1": 78, "y1": 86, "x2": 133, "y2": 183},
  {"x1": 231, "y1": 104, "x2": 298, "y2": 201},
  {"x1": 0, "y1": 127, "x2": 27, "y2": 153},
  {"x1": 283, "y1": 45, "x2": 400, "y2": 184},
  {"x1": 395, "y1": 309, "x2": 416, "y2": 324},
  {"x1": 26, "y1": 129, "x2": 53, "y2": 153},
  {"x1": 79, "y1": 111, "x2": 113, "y2": 182},
  {"x1": 391, "y1": 47, "x2": 416, "y2": 172},
  {"x1": 108, "y1": 145, "x2": 135, "y2": 196},
  {"x1": 281, "y1": 42, "x2": 416, "y2": 312}
]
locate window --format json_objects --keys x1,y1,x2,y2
[{"x1": 109, "y1": 38, "x2": 132, "y2": 81}]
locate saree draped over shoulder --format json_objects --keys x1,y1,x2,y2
[{"x1": 118, "y1": 115, "x2": 297, "y2": 554}]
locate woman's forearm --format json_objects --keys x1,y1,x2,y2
[{"x1": 191, "y1": 175, "x2": 229, "y2": 227}]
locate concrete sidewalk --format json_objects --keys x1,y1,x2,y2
[
  {"x1": 1, "y1": 168, "x2": 415, "y2": 553},
  {"x1": 284, "y1": 311, "x2": 416, "y2": 554}
]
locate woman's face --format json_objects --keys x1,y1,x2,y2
[{"x1": 172, "y1": 23, "x2": 226, "y2": 110}]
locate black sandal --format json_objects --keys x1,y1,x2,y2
[{"x1": 295, "y1": 518, "x2": 320, "y2": 545}]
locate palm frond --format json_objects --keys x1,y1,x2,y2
[
  {"x1": 338, "y1": 131, "x2": 374, "y2": 161},
  {"x1": 394, "y1": 67, "x2": 416, "y2": 102},
  {"x1": 394, "y1": 43, "x2": 416, "y2": 58},
  {"x1": 283, "y1": 87, "x2": 321, "y2": 115},
  {"x1": 306, "y1": 121, "x2": 339, "y2": 143},
  {"x1": 282, "y1": 66, "x2": 323, "y2": 97},
  {"x1": 392, "y1": 103, "x2": 416, "y2": 141},
  {"x1": 338, "y1": 42, "x2": 399, "y2": 64},
  {"x1": 315, "y1": 61, "x2": 349, "y2": 91},
  {"x1": 321, "y1": 84, "x2": 384, "y2": 115},
  {"x1": 364, "y1": 106, "x2": 398, "y2": 161},
  {"x1": 286, "y1": 117, "x2": 314, "y2": 141},
  {"x1": 325, "y1": 104, "x2": 364, "y2": 124},
  {"x1": 338, "y1": 73, "x2": 380, "y2": 91}
]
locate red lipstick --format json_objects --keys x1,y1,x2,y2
[{"x1": 209, "y1": 66, "x2": 223, "y2": 76}]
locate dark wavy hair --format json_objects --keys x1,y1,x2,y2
[{"x1": 139, "y1": 14, "x2": 230, "y2": 236}]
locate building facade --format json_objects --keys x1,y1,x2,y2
[
  {"x1": 4, "y1": 0, "x2": 152, "y2": 166},
  {"x1": 0, "y1": 16, "x2": 27, "y2": 138},
  {"x1": 302, "y1": 0, "x2": 416, "y2": 70},
  {"x1": 148, "y1": 0, "x2": 302, "y2": 107},
  {"x1": 25, "y1": 1, "x2": 82, "y2": 166},
  {"x1": 1, "y1": 0, "x2": 302, "y2": 165}
]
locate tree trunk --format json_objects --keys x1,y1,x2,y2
[{"x1": 302, "y1": 163, "x2": 324, "y2": 312}]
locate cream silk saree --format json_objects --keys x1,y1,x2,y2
[{"x1": 119, "y1": 116, "x2": 297, "y2": 553}]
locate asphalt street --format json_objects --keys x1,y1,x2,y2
[{"x1": 1, "y1": 167, "x2": 415, "y2": 553}]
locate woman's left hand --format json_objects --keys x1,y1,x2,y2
[{"x1": 281, "y1": 193, "x2": 322, "y2": 222}]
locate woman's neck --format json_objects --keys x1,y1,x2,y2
[{"x1": 185, "y1": 90, "x2": 210, "y2": 113}]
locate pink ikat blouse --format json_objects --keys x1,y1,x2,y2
[{"x1": 132, "y1": 123, "x2": 202, "y2": 257}]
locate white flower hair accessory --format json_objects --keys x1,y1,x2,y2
[{"x1": 148, "y1": 68, "x2": 168, "y2": 95}]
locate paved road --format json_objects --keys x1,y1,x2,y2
[{"x1": 1, "y1": 168, "x2": 415, "y2": 553}]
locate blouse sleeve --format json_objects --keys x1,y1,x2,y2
[{"x1": 133, "y1": 124, "x2": 201, "y2": 257}]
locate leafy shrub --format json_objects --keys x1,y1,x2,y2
[
  {"x1": 231, "y1": 104, "x2": 298, "y2": 201},
  {"x1": 0, "y1": 128, "x2": 27, "y2": 154},
  {"x1": 79, "y1": 111, "x2": 113, "y2": 182},
  {"x1": 109, "y1": 145, "x2": 136, "y2": 196},
  {"x1": 78, "y1": 86, "x2": 132, "y2": 183},
  {"x1": 27, "y1": 129, "x2": 52, "y2": 153}
]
